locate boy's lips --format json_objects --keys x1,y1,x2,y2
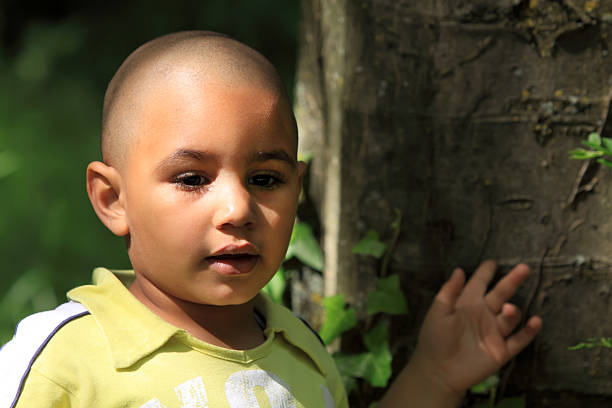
[{"x1": 206, "y1": 243, "x2": 260, "y2": 275}]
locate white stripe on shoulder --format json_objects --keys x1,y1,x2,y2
[{"x1": 0, "y1": 301, "x2": 89, "y2": 408}]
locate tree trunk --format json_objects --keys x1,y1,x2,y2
[{"x1": 295, "y1": 0, "x2": 612, "y2": 405}]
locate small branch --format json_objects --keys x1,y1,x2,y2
[
  {"x1": 577, "y1": 176, "x2": 599, "y2": 195},
  {"x1": 565, "y1": 160, "x2": 592, "y2": 208}
]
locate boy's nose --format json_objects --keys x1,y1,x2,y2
[{"x1": 212, "y1": 180, "x2": 255, "y2": 230}]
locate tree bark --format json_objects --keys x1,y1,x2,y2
[{"x1": 295, "y1": 0, "x2": 612, "y2": 405}]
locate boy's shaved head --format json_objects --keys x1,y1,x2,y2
[{"x1": 101, "y1": 31, "x2": 296, "y2": 169}]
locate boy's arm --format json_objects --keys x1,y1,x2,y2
[{"x1": 379, "y1": 260, "x2": 543, "y2": 408}]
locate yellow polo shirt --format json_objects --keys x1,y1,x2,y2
[{"x1": 12, "y1": 268, "x2": 348, "y2": 408}]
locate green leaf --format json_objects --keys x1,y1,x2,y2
[
  {"x1": 597, "y1": 158, "x2": 612, "y2": 168},
  {"x1": 588, "y1": 132, "x2": 601, "y2": 146},
  {"x1": 330, "y1": 322, "x2": 393, "y2": 389},
  {"x1": 568, "y1": 149, "x2": 588, "y2": 159},
  {"x1": 569, "y1": 148, "x2": 603, "y2": 159},
  {"x1": 261, "y1": 268, "x2": 286, "y2": 305},
  {"x1": 581, "y1": 141, "x2": 609, "y2": 153},
  {"x1": 334, "y1": 353, "x2": 371, "y2": 382},
  {"x1": 363, "y1": 321, "x2": 389, "y2": 352},
  {"x1": 602, "y1": 137, "x2": 612, "y2": 152},
  {"x1": 470, "y1": 374, "x2": 499, "y2": 394},
  {"x1": 363, "y1": 322, "x2": 393, "y2": 386},
  {"x1": 581, "y1": 140, "x2": 612, "y2": 155},
  {"x1": 352, "y1": 230, "x2": 387, "y2": 258},
  {"x1": 568, "y1": 337, "x2": 603, "y2": 350},
  {"x1": 333, "y1": 347, "x2": 392, "y2": 388},
  {"x1": 366, "y1": 275, "x2": 409, "y2": 315},
  {"x1": 297, "y1": 151, "x2": 313, "y2": 162},
  {"x1": 318, "y1": 295, "x2": 357, "y2": 345},
  {"x1": 285, "y1": 222, "x2": 324, "y2": 271},
  {"x1": 496, "y1": 397, "x2": 525, "y2": 408}
]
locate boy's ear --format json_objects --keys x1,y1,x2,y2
[{"x1": 86, "y1": 161, "x2": 129, "y2": 236}]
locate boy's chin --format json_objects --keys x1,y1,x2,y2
[{"x1": 188, "y1": 289, "x2": 262, "y2": 308}]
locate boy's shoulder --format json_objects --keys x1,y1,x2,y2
[{"x1": 0, "y1": 301, "x2": 99, "y2": 407}]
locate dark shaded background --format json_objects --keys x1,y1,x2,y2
[{"x1": 0, "y1": 0, "x2": 300, "y2": 343}]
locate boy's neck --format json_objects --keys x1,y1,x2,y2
[{"x1": 128, "y1": 275, "x2": 265, "y2": 350}]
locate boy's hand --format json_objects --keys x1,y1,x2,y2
[
  {"x1": 413, "y1": 260, "x2": 543, "y2": 397},
  {"x1": 379, "y1": 260, "x2": 542, "y2": 407}
]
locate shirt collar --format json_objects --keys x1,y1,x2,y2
[
  {"x1": 68, "y1": 268, "x2": 328, "y2": 376},
  {"x1": 68, "y1": 268, "x2": 181, "y2": 369},
  {"x1": 255, "y1": 293, "x2": 328, "y2": 376}
]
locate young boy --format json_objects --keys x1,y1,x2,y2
[{"x1": 0, "y1": 31, "x2": 542, "y2": 408}]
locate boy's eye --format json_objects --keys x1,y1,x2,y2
[
  {"x1": 174, "y1": 173, "x2": 209, "y2": 188},
  {"x1": 249, "y1": 174, "x2": 283, "y2": 188}
]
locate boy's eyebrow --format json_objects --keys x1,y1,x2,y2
[
  {"x1": 251, "y1": 150, "x2": 297, "y2": 168},
  {"x1": 155, "y1": 149, "x2": 213, "y2": 172},
  {"x1": 154, "y1": 148, "x2": 297, "y2": 171}
]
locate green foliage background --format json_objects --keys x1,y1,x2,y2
[{"x1": 0, "y1": 0, "x2": 300, "y2": 345}]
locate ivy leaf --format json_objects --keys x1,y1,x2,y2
[
  {"x1": 497, "y1": 397, "x2": 526, "y2": 408},
  {"x1": 285, "y1": 222, "x2": 324, "y2": 271},
  {"x1": 581, "y1": 140, "x2": 608, "y2": 153},
  {"x1": 568, "y1": 342, "x2": 588, "y2": 350},
  {"x1": 602, "y1": 137, "x2": 612, "y2": 152},
  {"x1": 363, "y1": 321, "x2": 388, "y2": 352},
  {"x1": 588, "y1": 132, "x2": 602, "y2": 146},
  {"x1": 333, "y1": 322, "x2": 392, "y2": 387},
  {"x1": 580, "y1": 140, "x2": 612, "y2": 156},
  {"x1": 366, "y1": 275, "x2": 409, "y2": 315},
  {"x1": 333, "y1": 348, "x2": 392, "y2": 388},
  {"x1": 597, "y1": 158, "x2": 612, "y2": 168},
  {"x1": 261, "y1": 267, "x2": 286, "y2": 305},
  {"x1": 352, "y1": 230, "x2": 387, "y2": 258},
  {"x1": 318, "y1": 295, "x2": 357, "y2": 345},
  {"x1": 569, "y1": 148, "x2": 603, "y2": 159},
  {"x1": 569, "y1": 337, "x2": 603, "y2": 350},
  {"x1": 334, "y1": 353, "x2": 372, "y2": 383},
  {"x1": 470, "y1": 373, "x2": 499, "y2": 394}
]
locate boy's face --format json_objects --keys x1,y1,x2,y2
[{"x1": 120, "y1": 73, "x2": 304, "y2": 307}]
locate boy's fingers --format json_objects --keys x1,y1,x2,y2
[
  {"x1": 431, "y1": 268, "x2": 465, "y2": 316},
  {"x1": 485, "y1": 264, "x2": 530, "y2": 313},
  {"x1": 496, "y1": 303, "x2": 522, "y2": 337},
  {"x1": 506, "y1": 316, "x2": 543, "y2": 357},
  {"x1": 459, "y1": 260, "x2": 497, "y2": 300}
]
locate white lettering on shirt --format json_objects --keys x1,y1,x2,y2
[
  {"x1": 225, "y1": 369, "x2": 296, "y2": 408},
  {"x1": 139, "y1": 398, "x2": 168, "y2": 408},
  {"x1": 175, "y1": 376, "x2": 209, "y2": 408},
  {"x1": 138, "y1": 370, "x2": 336, "y2": 408}
]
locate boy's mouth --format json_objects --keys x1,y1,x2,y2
[{"x1": 206, "y1": 244, "x2": 260, "y2": 275}]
